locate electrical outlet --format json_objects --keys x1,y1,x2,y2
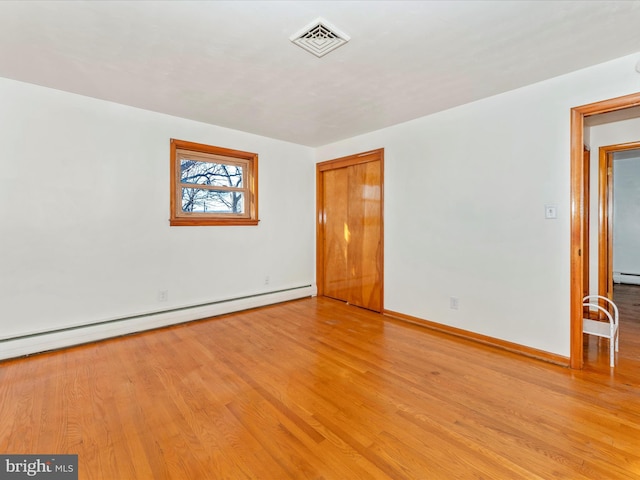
[
  {"x1": 158, "y1": 290, "x2": 169, "y2": 302},
  {"x1": 545, "y1": 204, "x2": 557, "y2": 219},
  {"x1": 450, "y1": 296, "x2": 459, "y2": 310},
  {"x1": 264, "y1": 275, "x2": 270, "y2": 285}
]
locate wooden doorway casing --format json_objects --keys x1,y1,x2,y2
[
  {"x1": 316, "y1": 149, "x2": 384, "y2": 312},
  {"x1": 570, "y1": 92, "x2": 640, "y2": 369},
  {"x1": 598, "y1": 142, "x2": 640, "y2": 304},
  {"x1": 582, "y1": 146, "x2": 590, "y2": 307}
]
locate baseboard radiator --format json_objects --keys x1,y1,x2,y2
[
  {"x1": 0, "y1": 285, "x2": 315, "y2": 361},
  {"x1": 613, "y1": 271, "x2": 640, "y2": 285}
]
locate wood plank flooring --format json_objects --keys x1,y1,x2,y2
[{"x1": 2, "y1": 296, "x2": 640, "y2": 479}]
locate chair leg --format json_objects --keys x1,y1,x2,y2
[{"x1": 610, "y1": 339, "x2": 615, "y2": 368}]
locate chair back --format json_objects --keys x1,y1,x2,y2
[{"x1": 582, "y1": 294, "x2": 619, "y2": 327}]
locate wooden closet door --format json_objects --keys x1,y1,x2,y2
[
  {"x1": 322, "y1": 167, "x2": 350, "y2": 302},
  {"x1": 318, "y1": 150, "x2": 383, "y2": 312},
  {"x1": 347, "y1": 161, "x2": 382, "y2": 311}
]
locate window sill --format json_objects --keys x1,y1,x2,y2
[{"x1": 169, "y1": 218, "x2": 260, "y2": 227}]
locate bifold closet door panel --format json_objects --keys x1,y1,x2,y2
[
  {"x1": 347, "y1": 161, "x2": 382, "y2": 312},
  {"x1": 322, "y1": 167, "x2": 350, "y2": 303}
]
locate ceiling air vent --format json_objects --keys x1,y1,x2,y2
[{"x1": 290, "y1": 18, "x2": 350, "y2": 58}]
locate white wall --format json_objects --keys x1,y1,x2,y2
[
  {"x1": 613, "y1": 155, "x2": 640, "y2": 279},
  {"x1": 0, "y1": 76, "x2": 316, "y2": 357},
  {"x1": 4, "y1": 52, "x2": 640, "y2": 361},
  {"x1": 316, "y1": 52, "x2": 640, "y2": 358},
  {"x1": 587, "y1": 117, "x2": 640, "y2": 291}
]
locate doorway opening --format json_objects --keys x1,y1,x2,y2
[
  {"x1": 570, "y1": 92, "x2": 640, "y2": 369},
  {"x1": 596, "y1": 143, "x2": 640, "y2": 302}
]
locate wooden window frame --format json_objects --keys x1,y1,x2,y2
[{"x1": 170, "y1": 139, "x2": 259, "y2": 226}]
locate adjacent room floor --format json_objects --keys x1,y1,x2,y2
[{"x1": 584, "y1": 283, "x2": 640, "y2": 371}]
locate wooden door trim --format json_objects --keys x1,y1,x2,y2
[
  {"x1": 317, "y1": 149, "x2": 384, "y2": 172},
  {"x1": 570, "y1": 91, "x2": 640, "y2": 369},
  {"x1": 582, "y1": 146, "x2": 589, "y2": 308},
  {"x1": 316, "y1": 148, "x2": 384, "y2": 309},
  {"x1": 598, "y1": 141, "x2": 640, "y2": 303},
  {"x1": 597, "y1": 147, "x2": 612, "y2": 304}
]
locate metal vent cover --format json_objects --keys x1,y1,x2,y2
[{"x1": 290, "y1": 18, "x2": 350, "y2": 58}]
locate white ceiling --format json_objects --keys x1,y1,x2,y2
[{"x1": 1, "y1": 1, "x2": 640, "y2": 146}]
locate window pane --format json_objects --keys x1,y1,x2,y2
[
  {"x1": 180, "y1": 158, "x2": 244, "y2": 187},
  {"x1": 182, "y1": 188, "x2": 244, "y2": 214}
]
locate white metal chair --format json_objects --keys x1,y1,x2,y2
[{"x1": 583, "y1": 295, "x2": 619, "y2": 367}]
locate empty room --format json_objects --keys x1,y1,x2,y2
[{"x1": 1, "y1": 1, "x2": 640, "y2": 479}]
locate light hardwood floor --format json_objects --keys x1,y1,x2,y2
[{"x1": 2, "y1": 296, "x2": 640, "y2": 479}]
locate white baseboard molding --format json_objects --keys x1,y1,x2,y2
[
  {"x1": 613, "y1": 272, "x2": 640, "y2": 285},
  {"x1": 0, "y1": 285, "x2": 315, "y2": 361}
]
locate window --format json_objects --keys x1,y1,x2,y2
[{"x1": 170, "y1": 139, "x2": 258, "y2": 226}]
